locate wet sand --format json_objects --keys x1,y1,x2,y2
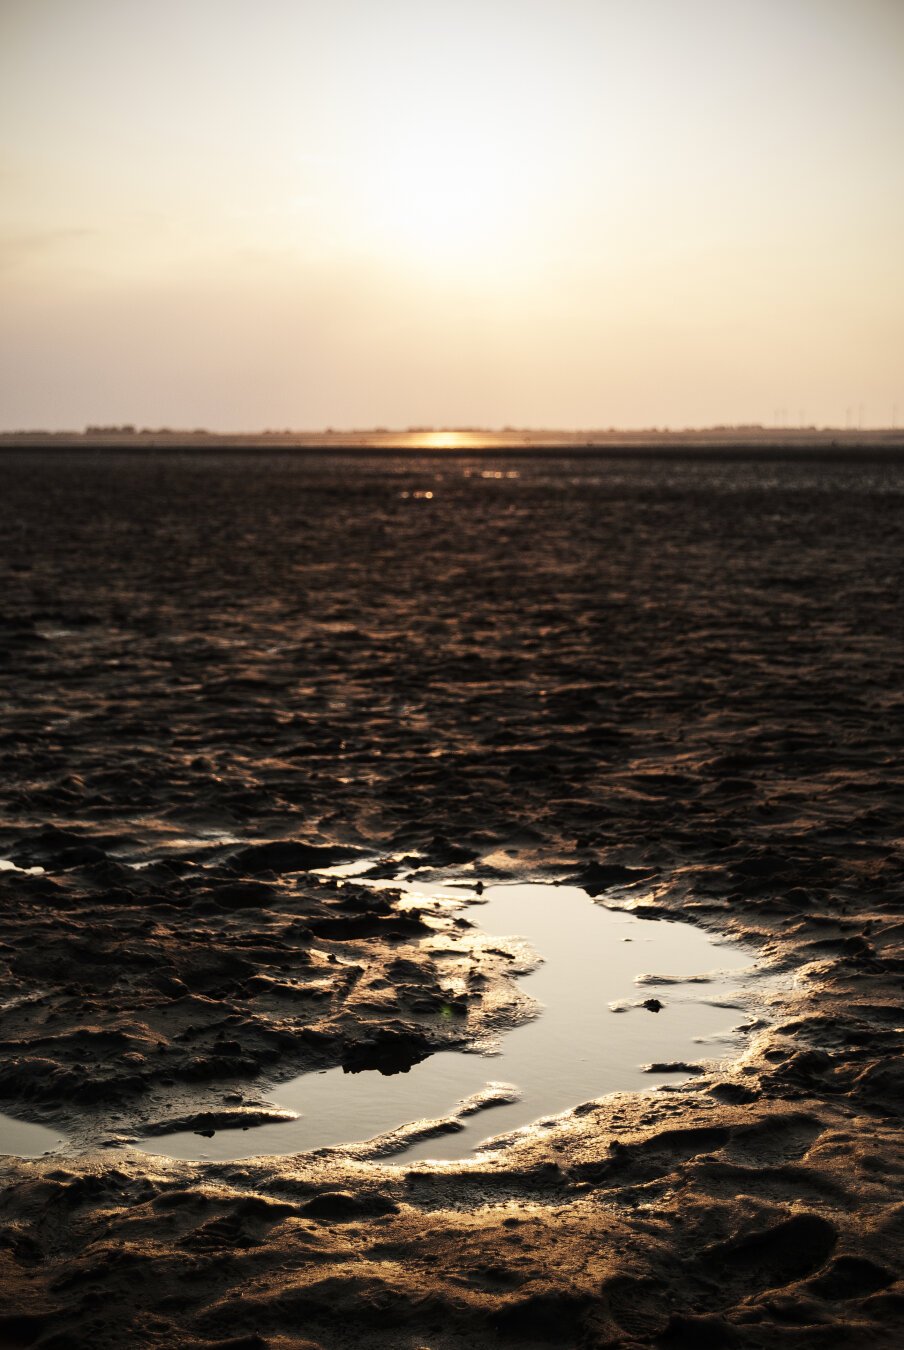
[{"x1": 0, "y1": 447, "x2": 902, "y2": 1347}]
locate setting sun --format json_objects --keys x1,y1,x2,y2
[
  {"x1": 357, "y1": 113, "x2": 516, "y2": 265},
  {"x1": 1, "y1": 0, "x2": 901, "y2": 429},
  {"x1": 335, "y1": 46, "x2": 544, "y2": 273}
]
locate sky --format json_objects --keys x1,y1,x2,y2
[{"x1": 1, "y1": 0, "x2": 902, "y2": 431}]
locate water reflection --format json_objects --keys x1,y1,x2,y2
[
  {"x1": 141, "y1": 879, "x2": 760, "y2": 1165},
  {"x1": 0, "y1": 1112, "x2": 65, "y2": 1157}
]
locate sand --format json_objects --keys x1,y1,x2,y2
[{"x1": 0, "y1": 446, "x2": 902, "y2": 1348}]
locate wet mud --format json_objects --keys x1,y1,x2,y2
[{"x1": 0, "y1": 448, "x2": 902, "y2": 1347}]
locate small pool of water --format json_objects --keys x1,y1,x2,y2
[
  {"x1": 141, "y1": 878, "x2": 759, "y2": 1164},
  {"x1": 0, "y1": 1112, "x2": 66, "y2": 1157},
  {"x1": 0, "y1": 859, "x2": 45, "y2": 876}
]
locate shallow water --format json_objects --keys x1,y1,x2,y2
[
  {"x1": 0, "y1": 859, "x2": 45, "y2": 876},
  {"x1": 142, "y1": 879, "x2": 758, "y2": 1164},
  {"x1": 0, "y1": 1112, "x2": 66, "y2": 1157}
]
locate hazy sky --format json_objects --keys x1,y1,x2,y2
[{"x1": 1, "y1": 0, "x2": 902, "y2": 430}]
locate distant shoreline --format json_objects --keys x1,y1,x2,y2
[{"x1": 2, "y1": 427, "x2": 903, "y2": 458}]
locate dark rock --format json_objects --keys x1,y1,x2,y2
[
  {"x1": 574, "y1": 862, "x2": 658, "y2": 896},
  {"x1": 657, "y1": 1312, "x2": 740, "y2": 1348},
  {"x1": 696, "y1": 1213, "x2": 838, "y2": 1287},
  {"x1": 211, "y1": 882, "x2": 277, "y2": 909},
  {"x1": 230, "y1": 841, "x2": 360, "y2": 875},
  {"x1": 52, "y1": 845, "x2": 108, "y2": 869},
  {"x1": 807, "y1": 1255, "x2": 895, "y2": 1300},
  {"x1": 427, "y1": 835, "x2": 479, "y2": 865},
  {"x1": 491, "y1": 1291, "x2": 592, "y2": 1340},
  {"x1": 299, "y1": 1190, "x2": 399, "y2": 1220},
  {"x1": 341, "y1": 1028, "x2": 433, "y2": 1075}
]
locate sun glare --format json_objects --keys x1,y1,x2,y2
[
  {"x1": 407, "y1": 430, "x2": 476, "y2": 450},
  {"x1": 353, "y1": 105, "x2": 526, "y2": 269}
]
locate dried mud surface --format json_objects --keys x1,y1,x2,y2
[{"x1": 0, "y1": 448, "x2": 902, "y2": 1348}]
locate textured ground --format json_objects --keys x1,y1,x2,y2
[{"x1": 0, "y1": 447, "x2": 902, "y2": 1348}]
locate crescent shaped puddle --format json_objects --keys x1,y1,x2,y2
[{"x1": 128, "y1": 876, "x2": 765, "y2": 1165}]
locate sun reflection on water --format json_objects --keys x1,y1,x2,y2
[{"x1": 404, "y1": 430, "x2": 482, "y2": 451}]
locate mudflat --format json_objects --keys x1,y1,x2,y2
[{"x1": 0, "y1": 448, "x2": 902, "y2": 1348}]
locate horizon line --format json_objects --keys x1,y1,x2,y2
[{"x1": 1, "y1": 424, "x2": 902, "y2": 439}]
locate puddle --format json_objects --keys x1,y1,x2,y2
[
  {"x1": 0, "y1": 859, "x2": 45, "y2": 876},
  {"x1": 0, "y1": 1112, "x2": 66, "y2": 1157},
  {"x1": 139, "y1": 878, "x2": 760, "y2": 1164}
]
